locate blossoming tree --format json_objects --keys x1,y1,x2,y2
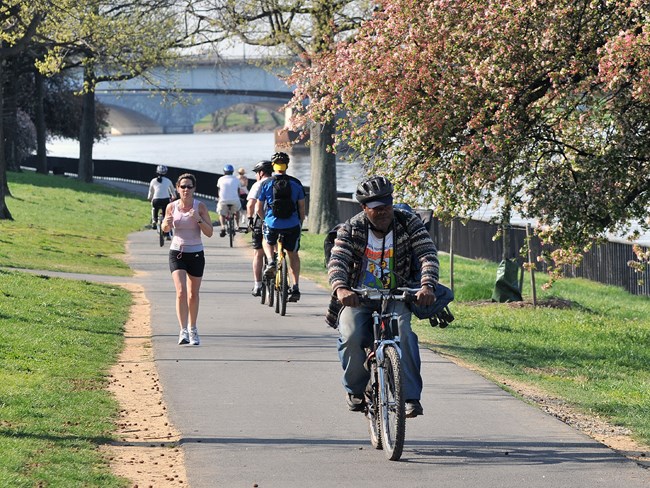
[{"x1": 288, "y1": 0, "x2": 650, "y2": 272}]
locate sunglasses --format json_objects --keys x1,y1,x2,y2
[{"x1": 179, "y1": 185, "x2": 194, "y2": 189}]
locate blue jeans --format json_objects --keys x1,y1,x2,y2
[{"x1": 337, "y1": 301, "x2": 423, "y2": 400}]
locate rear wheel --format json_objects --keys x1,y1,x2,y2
[
  {"x1": 279, "y1": 256, "x2": 288, "y2": 316},
  {"x1": 260, "y1": 256, "x2": 268, "y2": 305},
  {"x1": 158, "y1": 218, "x2": 165, "y2": 247},
  {"x1": 228, "y1": 216, "x2": 234, "y2": 247},
  {"x1": 379, "y1": 345, "x2": 405, "y2": 461}
]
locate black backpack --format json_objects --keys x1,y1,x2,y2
[
  {"x1": 324, "y1": 223, "x2": 345, "y2": 267},
  {"x1": 271, "y1": 175, "x2": 296, "y2": 219}
]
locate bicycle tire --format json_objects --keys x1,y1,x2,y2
[
  {"x1": 228, "y1": 216, "x2": 234, "y2": 247},
  {"x1": 279, "y1": 256, "x2": 288, "y2": 316},
  {"x1": 380, "y1": 345, "x2": 405, "y2": 461},
  {"x1": 260, "y1": 256, "x2": 268, "y2": 305},
  {"x1": 267, "y1": 275, "x2": 274, "y2": 307},
  {"x1": 367, "y1": 359, "x2": 382, "y2": 450},
  {"x1": 158, "y1": 218, "x2": 165, "y2": 247},
  {"x1": 274, "y1": 259, "x2": 280, "y2": 313}
]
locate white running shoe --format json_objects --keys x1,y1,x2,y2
[
  {"x1": 189, "y1": 327, "x2": 200, "y2": 346},
  {"x1": 178, "y1": 328, "x2": 189, "y2": 345}
]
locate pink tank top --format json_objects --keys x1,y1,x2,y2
[{"x1": 170, "y1": 200, "x2": 203, "y2": 251}]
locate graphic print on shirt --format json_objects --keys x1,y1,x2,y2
[{"x1": 358, "y1": 231, "x2": 396, "y2": 289}]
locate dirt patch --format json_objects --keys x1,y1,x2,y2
[
  {"x1": 436, "y1": 352, "x2": 650, "y2": 468},
  {"x1": 101, "y1": 284, "x2": 188, "y2": 487}
]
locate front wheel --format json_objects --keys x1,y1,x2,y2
[
  {"x1": 367, "y1": 358, "x2": 382, "y2": 450},
  {"x1": 379, "y1": 345, "x2": 405, "y2": 461}
]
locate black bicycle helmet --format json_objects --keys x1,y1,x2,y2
[
  {"x1": 253, "y1": 160, "x2": 273, "y2": 174},
  {"x1": 355, "y1": 176, "x2": 394, "y2": 204},
  {"x1": 271, "y1": 152, "x2": 290, "y2": 165}
]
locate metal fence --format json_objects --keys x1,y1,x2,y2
[{"x1": 336, "y1": 198, "x2": 650, "y2": 297}]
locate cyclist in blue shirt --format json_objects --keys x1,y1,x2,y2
[{"x1": 255, "y1": 152, "x2": 306, "y2": 302}]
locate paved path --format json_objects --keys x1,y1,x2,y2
[
  {"x1": 123, "y1": 228, "x2": 648, "y2": 488},
  {"x1": 94, "y1": 180, "x2": 648, "y2": 487}
]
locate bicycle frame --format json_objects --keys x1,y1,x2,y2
[{"x1": 352, "y1": 287, "x2": 419, "y2": 461}]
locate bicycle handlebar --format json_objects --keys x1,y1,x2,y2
[{"x1": 350, "y1": 287, "x2": 420, "y2": 303}]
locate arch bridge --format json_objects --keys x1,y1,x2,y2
[{"x1": 95, "y1": 57, "x2": 294, "y2": 134}]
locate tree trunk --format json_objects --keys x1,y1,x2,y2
[
  {"x1": 308, "y1": 119, "x2": 338, "y2": 233},
  {"x1": 0, "y1": 59, "x2": 13, "y2": 219},
  {"x1": 3, "y1": 63, "x2": 19, "y2": 172},
  {"x1": 34, "y1": 70, "x2": 48, "y2": 174},
  {"x1": 78, "y1": 65, "x2": 96, "y2": 183}
]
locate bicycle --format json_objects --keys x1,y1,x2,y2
[
  {"x1": 351, "y1": 286, "x2": 419, "y2": 461},
  {"x1": 260, "y1": 253, "x2": 274, "y2": 308},
  {"x1": 273, "y1": 233, "x2": 290, "y2": 316},
  {"x1": 156, "y1": 212, "x2": 172, "y2": 247},
  {"x1": 225, "y1": 204, "x2": 237, "y2": 247}
]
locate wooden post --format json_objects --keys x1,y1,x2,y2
[
  {"x1": 449, "y1": 219, "x2": 455, "y2": 293},
  {"x1": 526, "y1": 223, "x2": 537, "y2": 307}
]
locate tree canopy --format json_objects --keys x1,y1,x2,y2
[{"x1": 288, "y1": 0, "x2": 650, "y2": 269}]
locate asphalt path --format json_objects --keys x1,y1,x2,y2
[{"x1": 98, "y1": 179, "x2": 649, "y2": 487}]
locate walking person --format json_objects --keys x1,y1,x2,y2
[
  {"x1": 237, "y1": 167, "x2": 250, "y2": 226},
  {"x1": 246, "y1": 160, "x2": 273, "y2": 296},
  {"x1": 255, "y1": 152, "x2": 306, "y2": 302},
  {"x1": 327, "y1": 176, "x2": 439, "y2": 417},
  {"x1": 216, "y1": 164, "x2": 242, "y2": 237},
  {"x1": 161, "y1": 173, "x2": 213, "y2": 345},
  {"x1": 148, "y1": 165, "x2": 175, "y2": 230}
]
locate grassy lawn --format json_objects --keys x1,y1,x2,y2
[
  {"x1": 299, "y1": 232, "x2": 650, "y2": 447},
  {"x1": 0, "y1": 170, "x2": 151, "y2": 487}
]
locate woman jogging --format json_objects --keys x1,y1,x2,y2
[{"x1": 161, "y1": 173, "x2": 213, "y2": 345}]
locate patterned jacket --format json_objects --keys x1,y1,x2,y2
[{"x1": 326, "y1": 209, "x2": 439, "y2": 328}]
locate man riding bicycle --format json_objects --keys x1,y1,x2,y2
[
  {"x1": 216, "y1": 164, "x2": 242, "y2": 238},
  {"x1": 327, "y1": 176, "x2": 439, "y2": 418},
  {"x1": 255, "y1": 152, "x2": 306, "y2": 302},
  {"x1": 148, "y1": 164, "x2": 175, "y2": 231},
  {"x1": 246, "y1": 160, "x2": 273, "y2": 296}
]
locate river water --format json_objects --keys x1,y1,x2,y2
[
  {"x1": 46, "y1": 132, "x2": 649, "y2": 245},
  {"x1": 46, "y1": 132, "x2": 364, "y2": 194}
]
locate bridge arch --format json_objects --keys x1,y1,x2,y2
[{"x1": 95, "y1": 58, "x2": 293, "y2": 134}]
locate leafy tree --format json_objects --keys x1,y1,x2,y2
[
  {"x1": 288, "y1": 0, "x2": 650, "y2": 273},
  {"x1": 0, "y1": 1, "x2": 44, "y2": 219},
  {"x1": 35, "y1": 1, "x2": 195, "y2": 182},
  {"x1": 194, "y1": 0, "x2": 375, "y2": 233}
]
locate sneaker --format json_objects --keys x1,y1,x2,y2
[
  {"x1": 263, "y1": 262, "x2": 276, "y2": 279},
  {"x1": 346, "y1": 393, "x2": 366, "y2": 412},
  {"x1": 189, "y1": 327, "x2": 200, "y2": 346},
  {"x1": 178, "y1": 328, "x2": 189, "y2": 345},
  {"x1": 151, "y1": 222, "x2": 157, "y2": 230},
  {"x1": 288, "y1": 286, "x2": 301, "y2": 302},
  {"x1": 405, "y1": 399, "x2": 423, "y2": 418},
  {"x1": 219, "y1": 229, "x2": 226, "y2": 238},
  {"x1": 251, "y1": 285, "x2": 262, "y2": 297}
]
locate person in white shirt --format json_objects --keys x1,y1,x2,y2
[
  {"x1": 216, "y1": 164, "x2": 242, "y2": 237},
  {"x1": 147, "y1": 165, "x2": 176, "y2": 231}
]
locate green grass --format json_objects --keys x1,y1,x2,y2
[
  {"x1": 0, "y1": 171, "x2": 150, "y2": 275},
  {"x1": 0, "y1": 170, "x2": 149, "y2": 487},
  {"x1": 300, "y1": 232, "x2": 650, "y2": 447},
  {"x1": 0, "y1": 270, "x2": 131, "y2": 487}
]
